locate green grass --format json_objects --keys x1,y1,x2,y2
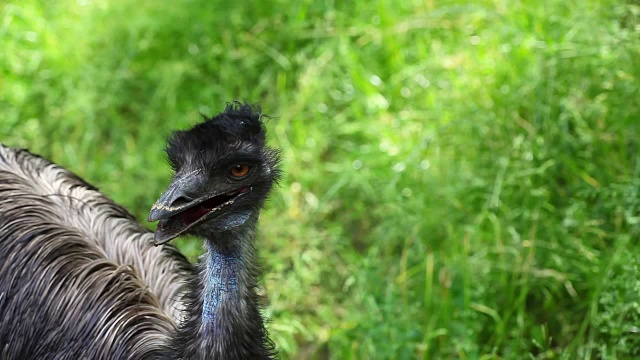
[{"x1": 2, "y1": 0, "x2": 640, "y2": 358}]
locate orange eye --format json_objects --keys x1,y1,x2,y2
[{"x1": 230, "y1": 164, "x2": 250, "y2": 178}]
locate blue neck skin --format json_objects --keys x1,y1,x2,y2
[{"x1": 202, "y1": 242, "x2": 241, "y2": 331}]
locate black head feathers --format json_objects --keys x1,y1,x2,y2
[
  {"x1": 166, "y1": 102, "x2": 270, "y2": 173},
  {"x1": 198, "y1": 101, "x2": 265, "y2": 140}
]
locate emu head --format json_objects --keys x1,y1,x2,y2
[{"x1": 148, "y1": 103, "x2": 280, "y2": 246}]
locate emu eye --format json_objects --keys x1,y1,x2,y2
[{"x1": 230, "y1": 164, "x2": 250, "y2": 179}]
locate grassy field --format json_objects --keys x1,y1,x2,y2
[{"x1": 2, "y1": 0, "x2": 640, "y2": 358}]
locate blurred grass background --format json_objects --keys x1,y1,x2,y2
[{"x1": 2, "y1": 0, "x2": 640, "y2": 358}]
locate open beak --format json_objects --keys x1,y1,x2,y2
[
  {"x1": 148, "y1": 172, "x2": 203, "y2": 245},
  {"x1": 148, "y1": 172, "x2": 251, "y2": 246}
]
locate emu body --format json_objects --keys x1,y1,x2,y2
[{"x1": 0, "y1": 103, "x2": 279, "y2": 359}]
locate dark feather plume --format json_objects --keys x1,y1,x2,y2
[{"x1": 167, "y1": 101, "x2": 267, "y2": 173}]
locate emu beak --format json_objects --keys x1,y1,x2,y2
[
  {"x1": 148, "y1": 170, "x2": 252, "y2": 246},
  {"x1": 148, "y1": 186, "x2": 188, "y2": 223},
  {"x1": 148, "y1": 172, "x2": 203, "y2": 246},
  {"x1": 148, "y1": 174, "x2": 201, "y2": 222}
]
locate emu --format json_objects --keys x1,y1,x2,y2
[{"x1": 0, "y1": 103, "x2": 280, "y2": 359}]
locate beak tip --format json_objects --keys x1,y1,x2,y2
[
  {"x1": 147, "y1": 209, "x2": 163, "y2": 223},
  {"x1": 153, "y1": 237, "x2": 172, "y2": 247},
  {"x1": 152, "y1": 227, "x2": 176, "y2": 247},
  {"x1": 152, "y1": 232, "x2": 164, "y2": 247}
]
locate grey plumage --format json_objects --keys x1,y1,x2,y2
[
  {"x1": 0, "y1": 102, "x2": 279, "y2": 359},
  {"x1": 0, "y1": 146, "x2": 190, "y2": 359}
]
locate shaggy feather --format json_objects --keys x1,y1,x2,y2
[
  {"x1": 0, "y1": 146, "x2": 193, "y2": 322},
  {"x1": 0, "y1": 146, "x2": 184, "y2": 359}
]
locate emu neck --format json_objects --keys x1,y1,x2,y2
[
  {"x1": 202, "y1": 243, "x2": 241, "y2": 327},
  {"x1": 186, "y1": 221, "x2": 273, "y2": 359}
]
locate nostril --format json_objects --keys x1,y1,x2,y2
[{"x1": 171, "y1": 196, "x2": 192, "y2": 208}]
